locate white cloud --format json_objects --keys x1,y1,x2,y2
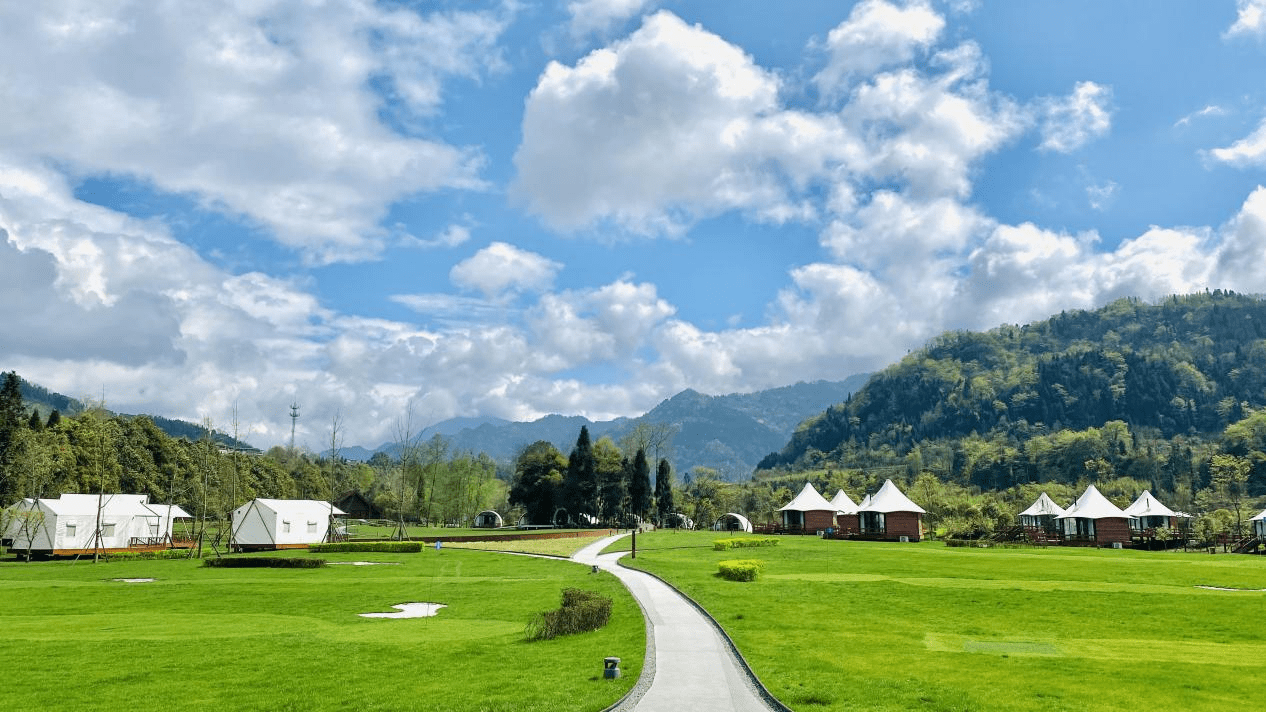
[
  {"x1": 1174, "y1": 104, "x2": 1226, "y2": 128},
  {"x1": 1225, "y1": 0, "x2": 1266, "y2": 38},
  {"x1": 567, "y1": 0, "x2": 655, "y2": 39},
  {"x1": 1038, "y1": 81, "x2": 1113, "y2": 153},
  {"x1": 513, "y1": 10, "x2": 855, "y2": 234},
  {"x1": 1087, "y1": 180, "x2": 1119, "y2": 211},
  {"x1": 449, "y1": 242, "x2": 562, "y2": 298},
  {"x1": 1208, "y1": 118, "x2": 1266, "y2": 166},
  {"x1": 0, "y1": 2, "x2": 508, "y2": 264},
  {"x1": 813, "y1": 0, "x2": 945, "y2": 96}
]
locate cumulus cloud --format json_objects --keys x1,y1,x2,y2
[
  {"x1": 1225, "y1": 0, "x2": 1266, "y2": 38},
  {"x1": 513, "y1": 10, "x2": 855, "y2": 234},
  {"x1": 1038, "y1": 81, "x2": 1113, "y2": 152},
  {"x1": 449, "y1": 242, "x2": 562, "y2": 298},
  {"x1": 1208, "y1": 118, "x2": 1266, "y2": 166},
  {"x1": 813, "y1": 0, "x2": 945, "y2": 95},
  {"x1": 0, "y1": 2, "x2": 507, "y2": 263}
]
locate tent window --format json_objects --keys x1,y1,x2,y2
[
  {"x1": 307, "y1": 521, "x2": 318, "y2": 533},
  {"x1": 66, "y1": 523, "x2": 77, "y2": 538},
  {"x1": 860, "y1": 512, "x2": 885, "y2": 534},
  {"x1": 150, "y1": 523, "x2": 160, "y2": 536},
  {"x1": 102, "y1": 523, "x2": 116, "y2": 537},
  {"x1": 282, "y1": 520, "x2": 291, "y2": 534}
]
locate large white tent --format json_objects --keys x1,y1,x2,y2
[
  {"x1": 779, "y1": 482, "x2": 839, "y2": 531},
  {"x1": 1252, "y1": 508, "x2": 1266, "y2": 539},
  {"x1": 1057, "y1": 485, "x2": 1129, "y2": 543},
  {"x1": 829, "y1": 490, "x2": 859, "y2": 515},
  {"x1": 1018, "y1": 492, "x2": 1066, "y2": 528},
  {"x1": 230, "y1": 498, "x2": 344, "y2": 550},
  {"x1": 862, "y1": 480, "x2": 927, "y2": 514},
  {"x1": 857, "y1": 479, "x2": 926, "y2": 540},
  {"x1": 713, "y1": 512, "x2": 753, "y2": 533},
  {"x1": 5, "y1": 494, "x2": 191, "y2": 555},
  {"x1": 1122, "y1": 490, "x2": 1179, "y2": 531}
]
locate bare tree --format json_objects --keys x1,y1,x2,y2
[
  {"x1": 391, "y1": 405, "x2": 421, "y2": 540},
  {"x1": 620, "y1": 421, "x2": 678, "y2": 466},
  {"x1": 326, "y1": 410, "x2": 343, "y2": 542}
]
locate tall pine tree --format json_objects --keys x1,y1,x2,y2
[
  {"x1": 654, "y1": 458, "x2": 674, "y2": 524},
  {"x1": 564, "y1": 426, "x2": 598, "y2": 524},
  {"x1": 627, "y1": 447, "x2": 652, "y2": 520},
  {"x1": 0, "y1": 371, "x2": 24, "y2": 504}
]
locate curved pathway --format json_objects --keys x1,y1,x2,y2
[{"x1": 571, "y1": 534, "x2": 781, "y2": 712}]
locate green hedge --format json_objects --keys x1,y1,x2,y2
[
  {"x1": 525, "y1": 588, "x2": 613, "y2": 641},
  {"x1": 308, "y1": 541, "x2": 422, "y2": 553},
  {"x1": 202, "y1": 557, "x2": 326, "y2": 568},
  {"x1": 717, "y1": 559, "x2": 764, "y2": 582},
  {"x1": 712, "y1": 537, "x2": 779, "y2": 551}
]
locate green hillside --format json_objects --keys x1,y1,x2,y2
[{"x1": 758, "y1": 291, "x2": 1266, "y2": 495}]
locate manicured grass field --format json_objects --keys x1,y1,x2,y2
[
  {"x1": 620, "y1": 531, "x2": 1266, "y2": 711},
  {"x1": 0, "y1": 547, "x2": 641, "y2": 712}
]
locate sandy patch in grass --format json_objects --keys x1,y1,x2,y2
[
  {"x1": 360, "y1": 603, "x2": 446, "y2": 618},
  {"x1": 1195, "y1": 585, "x2": 1266, "y2": 591},
  {"x1": 328, "y1": 561, "x2": 401, "y2": 566},
  {"x1": 111, "y1": 578, "x2": 156, "y2": 583}
]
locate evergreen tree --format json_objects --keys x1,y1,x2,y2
[
  {"x1": 27, "y1": 409, "x2": 43, "y2": 432},
  {"x1": 509, "y1": 441, "x2": 566, "y2": 525},
  {"x1": 0, "y1": 371, "x2": 24, "y2": 504},
  {"x1": 627, "y1": 447, "x2": 652, "y2": 520},
  {"x1": 45, "y1": 409, "x2": 61, "y2": 429},
  {"x1": 564, "y1": 426, "x2": 598, "y2": 523},
  {"x1": 654, "y1": 458, "x2": 674, "y2": 523}
]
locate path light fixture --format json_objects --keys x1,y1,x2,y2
[{"x1": 603, "y1": 657, "x2": 621, "y2": 679}]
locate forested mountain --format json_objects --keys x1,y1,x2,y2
[
  {"x1": 758, "y1": 292, "x2": 1266, "y2": 495},
  {"x1": 372, "y1": 377, "x2": 869, "y2": 480}
]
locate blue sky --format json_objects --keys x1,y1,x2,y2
[{"x1": 2, "y1": 0, "x2": 1265, "y2": 450}]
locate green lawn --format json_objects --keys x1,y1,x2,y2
[
  {"x1": 621, "y1": 531, "x2": 1266, "y2": 711},
  {"x1": 0, "y1": 548, "x2": 641, "y2": 711}
]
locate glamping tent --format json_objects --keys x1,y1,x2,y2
[
  {"x1": 334, "y1": 490, "x2": 382, "y2": 520},
  {"x1": 5, "y1": 494, "x2": 191, "y2": 556},
  {"x1": 713, "y1": 512, "x2": 753, "y2": 533},
  {"x1": 1123, "y1": 490, "x2": 1179, "y2": 532},
  {"x1": 1056, "y1": 485, "x2": 1130, "y2": 546},
  {"x1": 473, "y1": 510, "x2": 504, "y2": 528},
  {"x1": 779, "y1": 483, "x2": 838, "y2": 534},
  {"x1": 230, "y1": 498, "x2": 345, "y2": 550},
  {"x1": 1018, "y1": 492, "x2": 1066, "y2": 534},
  {"x1": 1253, "y1": 509, "x2": 1266, "y2": 539},
  {"x1": 829, "y1": 489, "x2": 860, "y2": 535},
  {"x1": 858, "y1": 479, "x2": 926, "y2": 541}
]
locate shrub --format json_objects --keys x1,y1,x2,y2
[
  {"x1": 525, "y1": 588, "x2": 613, "y2": 641},
  {"x1": 202, "y1": 557, "x2": 325, "y2": 569},
  {"x1": 717, "y1": 559, "x2": 764, "y2": 582},
  {"x1": 308, "y1": 541, "x2": 422, "y2": 553},
  {"x1": 713, "y1": 537, "x2": 778, "y2": 551},
  {"x1": 105, "y1": 549, "x2": 191, "y2": 562}
]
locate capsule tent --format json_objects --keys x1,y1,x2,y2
[
  {"x1": 474, "y1": 510, "x2": 503, "y2": 528},
  {"x1": 231, "y1": 499, "x2": 344, "y2": 550},
  {"x1": 829, "y1": 489, "x2": 860, "y2": 534},
  {"x1": 1056, "y1": 485, "x2": 1130, "y2": 546},
  {"x1": 713, "y1": 512, "x2": 753, "y2": 533},
  {"x1": 1018, "y1": 492, "x2": 1066, "y2": 532},
  {"x1": 1122, "y1": 490, "x2": 1178, "y2": 531},
  {"x1": 858, "y1": 479, "x2": 926, "y2": 541},
  {"x1": 6, "y1": 494, "x2": 191, "y2": 556},
  {"x1": 779, "y1": 483, "x2": 838, "y2": 533}
]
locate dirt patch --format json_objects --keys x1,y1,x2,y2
[{"x1": 359, "y1": 603, "x2": 446, "y2": 619}]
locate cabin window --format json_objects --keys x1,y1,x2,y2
[
  {"x1": 65, "y1": 523, "x2": 77, "y2": 538},
  {"x1": 150, "y1": 523, "x2": 160, "y2": 536},
  {"x1": 282, "y1": 520, "x2": 291, "y2": 533},
  {"x1": 307, "y1": 521, "x2": 318, "y2": 534},
  {"x1": 102, "y1": 523, "x2": 116, "y2": 537}
]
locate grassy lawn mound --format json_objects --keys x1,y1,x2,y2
[{"x1": 623, "y1": 530, "x2": 1266, "y2": 712}]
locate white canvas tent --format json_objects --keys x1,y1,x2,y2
[
  {"x1": 1019, "y1": 492, "x2": 1065, "y2": 529},
  {"x1": 1252, "y1": 508, "x2": 1266, "y2": 539},
  {"x1": 1057, "y1": 485, "x2": 1128, "y2": 542},
  {"x1": 713, "y1": 512, "x2": 753, "y2": 532},
  {"x1": 829, "y1": 489, "x2": 859, "y2": 515},
  {"x1": 474, "y1": 510, "x2": 504, "y2": 528},
  {"x1": 862, "y1": 480, "x2": 927, "y2": 514},
  {"x1": 230, "y1": 498, "x2": 345, "y2": 550},
  {"x1": 779, "y1": 482, "x2": 840, "y2": 531},
  {"x1": 1122, "y1": 490, "x2": 1178, "y2": 531},
  {"x1": 6, "y1": 494, "x2": 191, "y2": 555}
]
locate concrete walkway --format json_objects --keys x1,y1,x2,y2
[{"x1": 571, "y1": 534, "x2": 781, "y2": 712}]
